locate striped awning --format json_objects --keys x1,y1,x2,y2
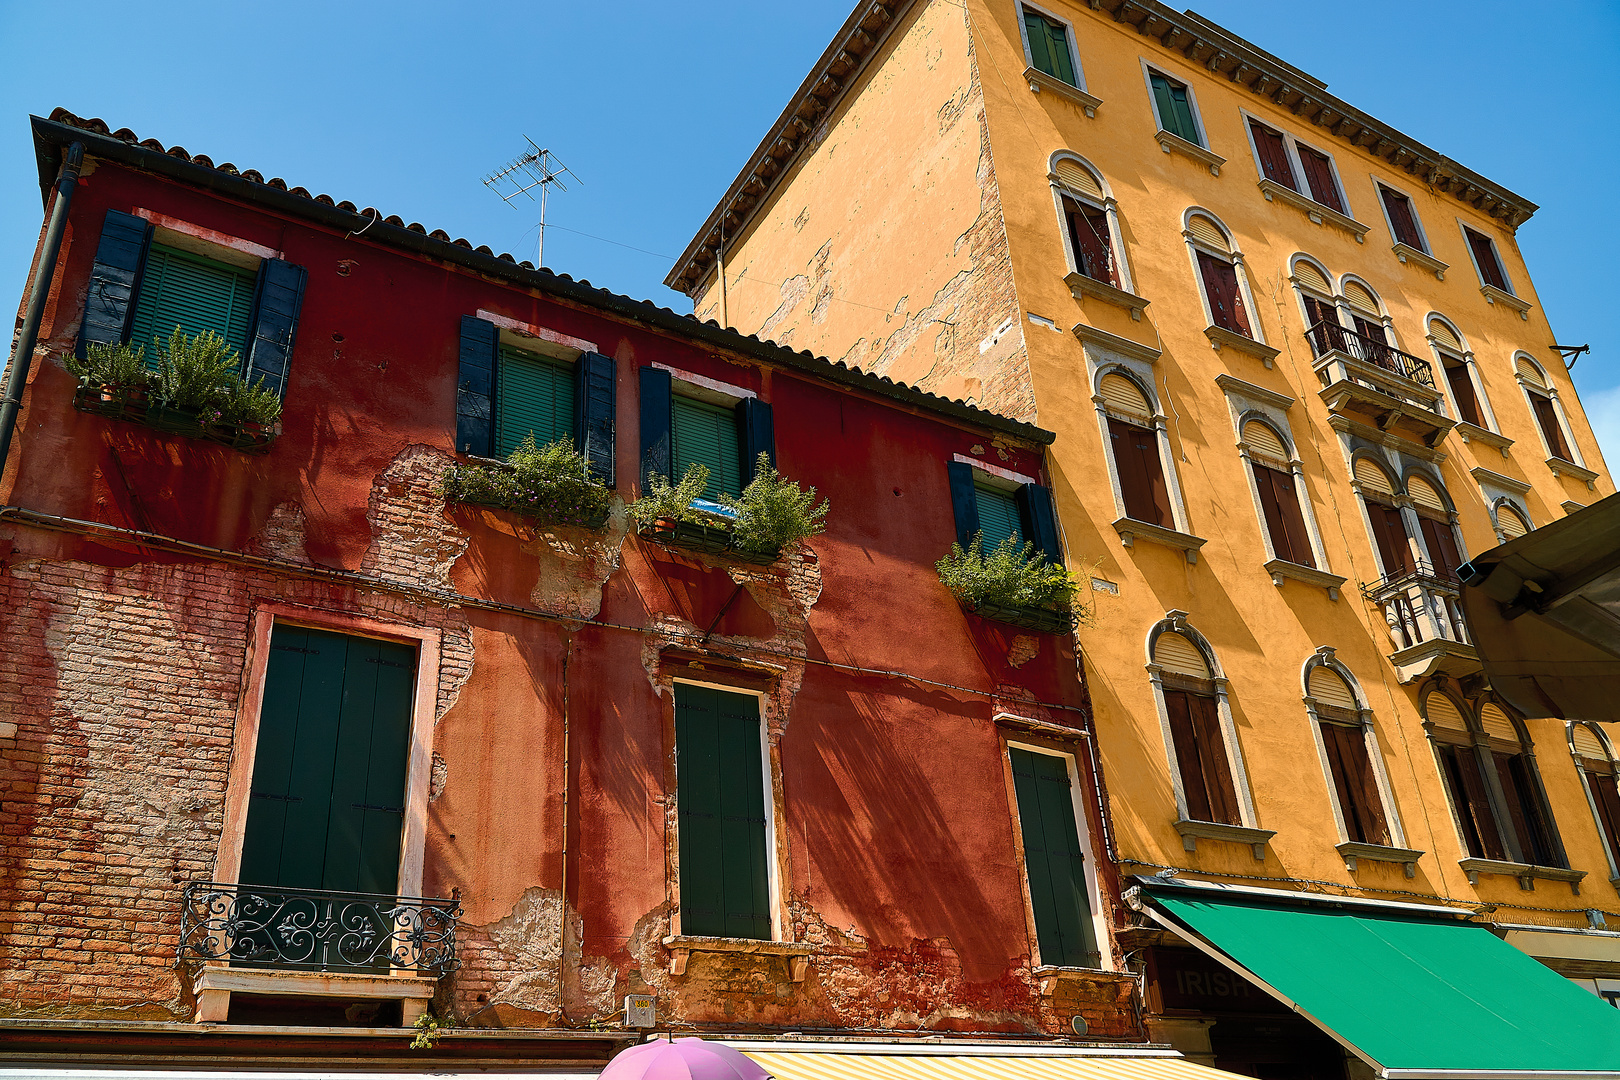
[{"x1": 739, "y1": 1049, "x2": 1243, "y2": 1080}]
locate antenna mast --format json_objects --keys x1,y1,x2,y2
[{"x1": 482, "y1": 137, "x2": 580, "y2": 269}]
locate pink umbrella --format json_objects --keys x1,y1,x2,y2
[{"x1": 601, "y1": 1038, "x2": 775, "y2": 1080}]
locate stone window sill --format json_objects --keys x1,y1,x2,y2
[
  {"x1": 1455, "y1": 422, "x2": 1512, "y2": 457},
  {"x1": 662, "y1": 934, "x2": 823, "y2": 980},
  {"x1": 1547, "y1": 457, "x2": 1598, "y2": 489},
  {"x1": 191, "y1": 966, "x2": 437, "y2": 1026},
  {"x1": 1458, "y1": 857, "x2": 1586, "y2": 895},
  {"x1": 1024, "y1": 67, "x2": 1102, "y2": 117},
  {"x1": 1393, "y1": 242, "x2": 1447, "y2": 279},
  {"x1": 1113, "y1": 517, "x2": 1207, "y2": 565},
  {"x1": 1155, "y1": 130, "x2": 1224, "y2": 176},
  {"x1": 1480, "y1": 284, "x2": 1531, "y2": 319},
  {"x1": 1032, "y1": 963, "x2": 1108, "y2": 993},
  {"x1": 1066, "y1": 272, "x2": 1150, "y2": 321},
  {"x1": 1264, "y1": 558, "x2": 1345, "y2": 600},
  {"x1": 1205, "y1": 325, "x2": 1280, "y2": 367},
  {"x1": 1175, "y1": 819, "x2": 1275, "y2": 861},
  {"x1": 1258, "y1": 179, "x2": 1370, "y2": 242},
  {"x1": 1337, "y1": 841, "x2": 1424, "y2": 878}
]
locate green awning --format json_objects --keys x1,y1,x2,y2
[{"x1": 1145, "y1": 887, "x2": 1620, "y2": 1077}]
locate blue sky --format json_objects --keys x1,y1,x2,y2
[{"x1": 3, "y1": 1, "x2": 1616, "y2": 461}]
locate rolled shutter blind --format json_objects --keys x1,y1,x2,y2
[
  {"x1": 1353, "y1": 457, "x2": 1394, "y2": 496},
  {"x1": 974, "y1": 483, "x2": 1023, "y2": 553},
  {"x1": 1429, "y1": 319, "x2": 1462, "y2": 352},
  {"x1": 128, "y1": 243, "x2": 257, "y2": 363},
  {"x1": 1515, "y1": 357, "x2": 1547, "y2": 388},
  {"x1": 1154, "y1": 631, "x2": 1209, "y2": 678},
  {"x1": 1055, "y1": 160, "x2": 1104, "y2": 201},
  {"x1": 456, "y1": 316, "x2": 498, "y2": 457},
  {"x1": 245, "y1": 258, "x2": 307, "y2": 399},
  {"x1": 496, "y1": 346, "x2": 575, "y2": 458},
  {"x1": 1242, "y1": 420, "x2": 1288, "y2": 464},
  {"x1": 1292, "y1": 260, "x2": 1331, "y2": 295},
  {"x1": 1407, "y1": 476, "x2": 1446, "y2": 514},
  {"x1": 1309, "y1": 667, "x2": 1358, "y2": 710},
  {"x1": 673, "y1": 394, "x2": 742, "y2": 501},
  {"x1": 1479, "y1": 703, "x2": 1518, "y2": 745},
  {"x1": 1187, "y1": 215, "x2": 1229, "y2": 252},
  {"x1": 1343, "y1": 281, "x2": 1379, "y2": 315},
  {"x1": 1573, "y1": 722, "x2": 1609, "y2": 762},
  {"x1": 1497, "y1": 504, "x2": 1529, "y2": 539},
  {"x1": 78, "y1": 209, "x2": 152, "y2": 352},
  {"x1": 1423, "y1": 693, "x2": 1466, "y2": 732},
  {"x1": 1099, "y1": 372, "x2": 1151, "y2": 419}
]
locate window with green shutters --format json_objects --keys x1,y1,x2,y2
[
  {"x1": 673, "y1": 394, "x2": 743, "y2": 502},
  {"x1": 496, "y1": 346, "x2": 576, "y2": 457},
  {"x1": 1149, "y1": 71, "x2": 1202, "y2": 147},
  {"x1": 128, "y1": 242, "x2": 257, "y2": 365},
  {"x1": 675, "y1": 683, "x2": 772, "y2": 940},
  {"x1": 1023, "y1": 8, "x2": 1077, "y2": 87},
  {"x1": 1010, "y1": 747, "x2": 1098, "y2": 968},
  {"x1": 975, "y1": 481, "x2": 1023, "y2": 552}
]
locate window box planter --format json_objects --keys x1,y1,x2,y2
[
  {"x1": 449, "y1": 488, "x2": 610, "y2": 530},
  {"x1": 961, "y1": 598, "x2": 1076, "y2": 635},
  {"x1": 72, "y1": 381, "x2": 278, "y2": 454},
  {"x1": 641, "y1": 517, "x2": 779, "y2": 565}
]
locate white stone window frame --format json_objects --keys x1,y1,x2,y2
[
  {"x1": 1424, "y1": 312, "x2": 1504, "y2": 441},
  {"x1": 1242, "y1": 110, "x2": 1366, "y2": 241},
  {"x1": 1369, "y1": 178, "x2": 1446, "y2": 278},
  {"x1": 1017, "y1": 2, "x2": 1100, "y2": 115},
  {"x1": 1346, "y1": 449, "x2": 1414, "y2": 579},
  {"x1": 1336, "y1": 272, "x2": 1407, "y2": 352},
  {"x1": 1288, "y1": 254, "x2": 1348, "y2": 352},
  {"x1": 1489, "y1": 495, "x2": 1534, "y2": 543},
  {"x1": 1183, "y1": 207, "x2": 1273, "y2": 364},
  {"x1": 1049, "y1": 151, "x2": 1146, "y2": 318},
  {"x1": 665, "y1": 676, "x2": 790, "y2": 945},
  {"x1": 1399, "y1": 462, "x2": 1471, "y2": 573},
  {"x1": 1301, "y1": 648, "x2": 1417, "y2": 874},
  {"x1": 1514, "y1": 352, "x2": 1591, "y2": 478},
  {"x1": 1567, "y1": 721, "x2": 1620, "y2": 884},
  {"x1": 1001, "y1": 737, "x2": 1114, "y2": 972},
  {"x1": 1086, "y1": 351, "x2": 1201, "y2": 560},
  {"x1": 1145, "y1": 612, "x2": 1268, "y2": 858},
  {"x1": 1140, "y1": 59, "x2": 1224, "y2": 175},
  {"x1": 1457, "y1": 218, "x2": 1530, "y2": 318}
]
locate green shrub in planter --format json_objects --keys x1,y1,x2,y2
[
  {"x1": 720, "y1": 453, "x2": 829, "y2": 554},
  {"x1": 936, "y1": 533, "x2": 1084, "y2": 617},
  {"x1": 627, "y1": 463, "x2": 724, "y2": 529},
  {"x1": 66, "y1": 340, "x2": 152, "y2": 390},
  {"x1": 153, "y1": 328, "x2": 242, "y2": 414},
  {"x1": 442, "y1": 435, "x2": 612, "y2": 528}
]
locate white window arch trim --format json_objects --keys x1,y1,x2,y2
[
  {"x1": 1337, "y1": 273, "x2": 1403, "y2": 350},
  {"x1": 1369, "y1": 175, "x2": 1446, "y2": 277},
  {"x1": 1300, "y1": 647, "x2": 1419, "y2": 875},
  {"x1": 1183, "y1": 207, "x2": 1275, "y2": 364},
  {"x1": 1347, "y1": 449, "x2": 1411, "y2": 573},
  {"x1": 1232, "y1": 408, "x2": 1339, "y2": 595},
  {"x1": 1144, "y1": 611, "x2": 1271, "y2": 860},
  {"x1": 1139, "y1": 58, "x2": 1224, "y2": 175},
  {"x1": 1241, "y1": 109, "x2": 1368, "y2": 241},
  {"x1": 1425, "y1": 312, "x2": 1504, "y2": 439},
  {"x1": 1001, "y1": 737, "x2": 1114, "y2": 971},
  {"x1": 1048, "y1": 150, "x2": 1147, "y2": 318},
  {"x1": 1566, "y1": 721, "x2": 1620, "y2": 884},
  {"x1": 1488, "y1": 496, "x2": 1533, "y2": 544},
  {"x1": 1016, "y1": 2, "x2": 1100, "y2": 115},
  {"x1": 1457, "y1": 218, "x2": 1531, "y2": 318},
  {"x1": 1514, "y1": 352, "x2": 1591, "y2": 479},
  {"x1": 1089, "y1": 359, "x2": 1201, "y2": 560}
]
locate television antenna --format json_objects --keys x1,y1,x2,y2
[{"x1": 482, "y1": 137, "x2": 580, "y2": 270}]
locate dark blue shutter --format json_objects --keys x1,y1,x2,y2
[
  {"x1": 245, "y1": 259, "x2": 306, "y2": 398},
  {"x1": 1018, "y1": 483, "x2": 1063, "y2": 565},
  {"x1": 456, "y1": 316, "x2": 498, "y2": 457},
  {"x1": 738, "y1": 398, "x2": 775, "y2": 485},
  {"x1": 574, "y1": 351, "x2": 616, "y2": 486},
  {"x1": 946, "y1": 460, "x2": 980, "y2": 549},
  {"x1": 639, "y1": 366, "x2": 673, "y2": 489},
  {"x1": 77, "y1": 209, "x2": 152, "y2": 353}
]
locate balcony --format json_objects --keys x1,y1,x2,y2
[
  {"x1": 1305, "y1": 321, "x2": 1453, "y2": 448},
  {"x1": 1361, "y1": 562, "x2": 1480, "y2": 684},
  {"x1": 178, "y1": 882, "x2": 460, "y2": 1024}
]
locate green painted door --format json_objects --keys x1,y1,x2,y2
[
  {"x1": 675, "y1": 684, "x2": 771, "y2": 939},
  {"x1": 1010, "y1": 747, "x2": 1098, "y2": 967},
  {"x1": 239, "y1": 626, "x2": 416, "y2": 895}
]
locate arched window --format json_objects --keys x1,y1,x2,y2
[
  {"x1": 1242, "y1": 418, "x2": 1315, "y2": 569},
  {"x1": 1097, "y1": 369, "x2": 1171, "y2": 528},
  {"x1": 1353, "y1": 456, "x2": 1411, "y2": 578},
  {"x1": 1515, "y1": 354, "x2": 1582, "y2": 467},
  {"x1": 1405, "y1": 472, "x2": 1464, "y2": 582},
  {"x1": 1184, "y1": 211, "x2": 1262, "y2": 346},
  {"x1": 1492, "y1": 499, "x2": 1532, "y2": 541},
  {"x1": 1427, "y1": 316, "x2": 1493, "y2": 430},
  {"x1": 1292, "y1": 256, "x2": 1343, "y2": 356},
  {"x1": 1302, "y1": 652, "x2": 1411, "y2": 871},
  {"x1": 1050, "y1": 154, "x2": 1138, "y2": 314},
  {"x1": 1425, "y1": 689, "x2": 1504, "y2": 861},
  {"x1": 1479, "y1": 701, "x2": 1562, "y2": 868},
  {"x1": 1569, "y1": 722, "x2": 1620, "y2": 879},
  {"x1": 1147, "y1": 614, "x2": 1263, "y2": 858}
]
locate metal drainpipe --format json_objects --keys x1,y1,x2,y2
[{"x1": 0, "y1": 142, "x2": 84, "y2": 484}]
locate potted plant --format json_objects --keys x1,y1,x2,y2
[
  {"x1": 936, "y1": 534, "x2": 1084, "y2": 634},
  {"x1": 65, "y1": 340, "x2": 153, "y2": 418},
  {"x1": 440, "y1": 434, "x2": 612, "y2": 529},
  {"x1": 719, "y1": 453, "x2": 829, "y2": 565},
  {"x1": 628, "y1": 463, "x2": 735, "y2": 555}
]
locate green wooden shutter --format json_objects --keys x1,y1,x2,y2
[
  {"x1": 676, "y1": 685, "x2": 771, "y2": 940},
  {"x1": 128, "y1": 243, "x2": 257, "y2": 366},
  {"x1": 1151, "y1": 73, "x2": 1200, "y2": 146},
  {"x1": 238, "y1": 627, "x2": 415, "y2": 895},
  {"x1": 1010, "y1": 748, "x2": 1097, "y2": 968},
  {"x1": 1044, "y1": 17, "x2": 1076, "y2": 86},
  {"x1": 975, "y1": 482, "x2": 1023, "y2": 553},
  {"x1": 673, "y1": 395, "x2": 742, "y2": 501},
  {"x1": 496, "y1": 346, "x2": 576, "y2": 457}
]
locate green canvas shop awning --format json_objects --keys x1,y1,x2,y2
[{"x1": 1139, "y1": 884, "x2": 1620, "y2": 1078}]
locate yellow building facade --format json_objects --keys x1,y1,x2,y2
[{"x1": 669, "y1": 0, "x2": 1618, "y2": 1071}]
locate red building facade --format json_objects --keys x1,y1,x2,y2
[{"x1": 0, "y1": 112, "x2": 1135, "y2": 1065}]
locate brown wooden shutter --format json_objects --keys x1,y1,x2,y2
[
  {"x1": 1495, "y1": 753, "x2": 1556, "y2": 866},
  {"x1": 1380, "y1": 186, "x2": 1424, "y2": 249},
  {"x1": 1365, "y1": 499, "x2": 1412, "y2": 577},
  {"x1": 1532, "y1": 395, "x2": 1572, "y2": 460},
  {"x1": 1065, "y1": 198, "x2": 1116, "y2": 285},
  {"x1": 1321, "y1": 722, "x2": 1390, "y2": 846},
  {"x1": 1439, "y1": 743, "x2": 1506, "y2": 860},
  {"x1": 1189, "y1": 693, "x2": 1240, "y2": 825},
  {"x1": 1302, "y1": 295, "x2": 1346, "y2": 354},
  {"x1": 1250, "y1": 122, "x2": 1297, "y2": 189},
  {"x1": 1270, "y1": 467, "x2": 1315, "y2": 568},
  {"x1": 1164, "y1": 690, "x2": 1212, "y2": 823},
  {"x1": 1110, "y1": 418, "x2": 1169, "y2": 526},
  {"x1": 1198, "y1": 252, "x2": 1250, "y2": 334},
  {"x1": 1135, "y1": 425, "x2": 1173, "y2": 526},
  {"x1": 1419, "y1": 518, "x2": 1462, "y2": 580},
  {"x1": 1444, "y1": 361, "x2": 1483, "y2": 426},
  {"x1": 1585, "y1": 767, "x2": 1620, "y2": 863},
  {"x1": 1297, "y1": 146, "x2": 1344, "y2": 212},
  {"x1": 1465, "y1": 227, "x2": 1509, "y2": 290}
]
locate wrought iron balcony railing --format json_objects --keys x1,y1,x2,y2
[
  {"x1": 1305, "y1": 320, "x2": 1436, "y2": 390},
  {"x1": 1360, "y1": 561, "x2": 1469, "y2": 652},
  {"x1": 178, "y1": 882, "x2": 461, "y2": 974}
]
